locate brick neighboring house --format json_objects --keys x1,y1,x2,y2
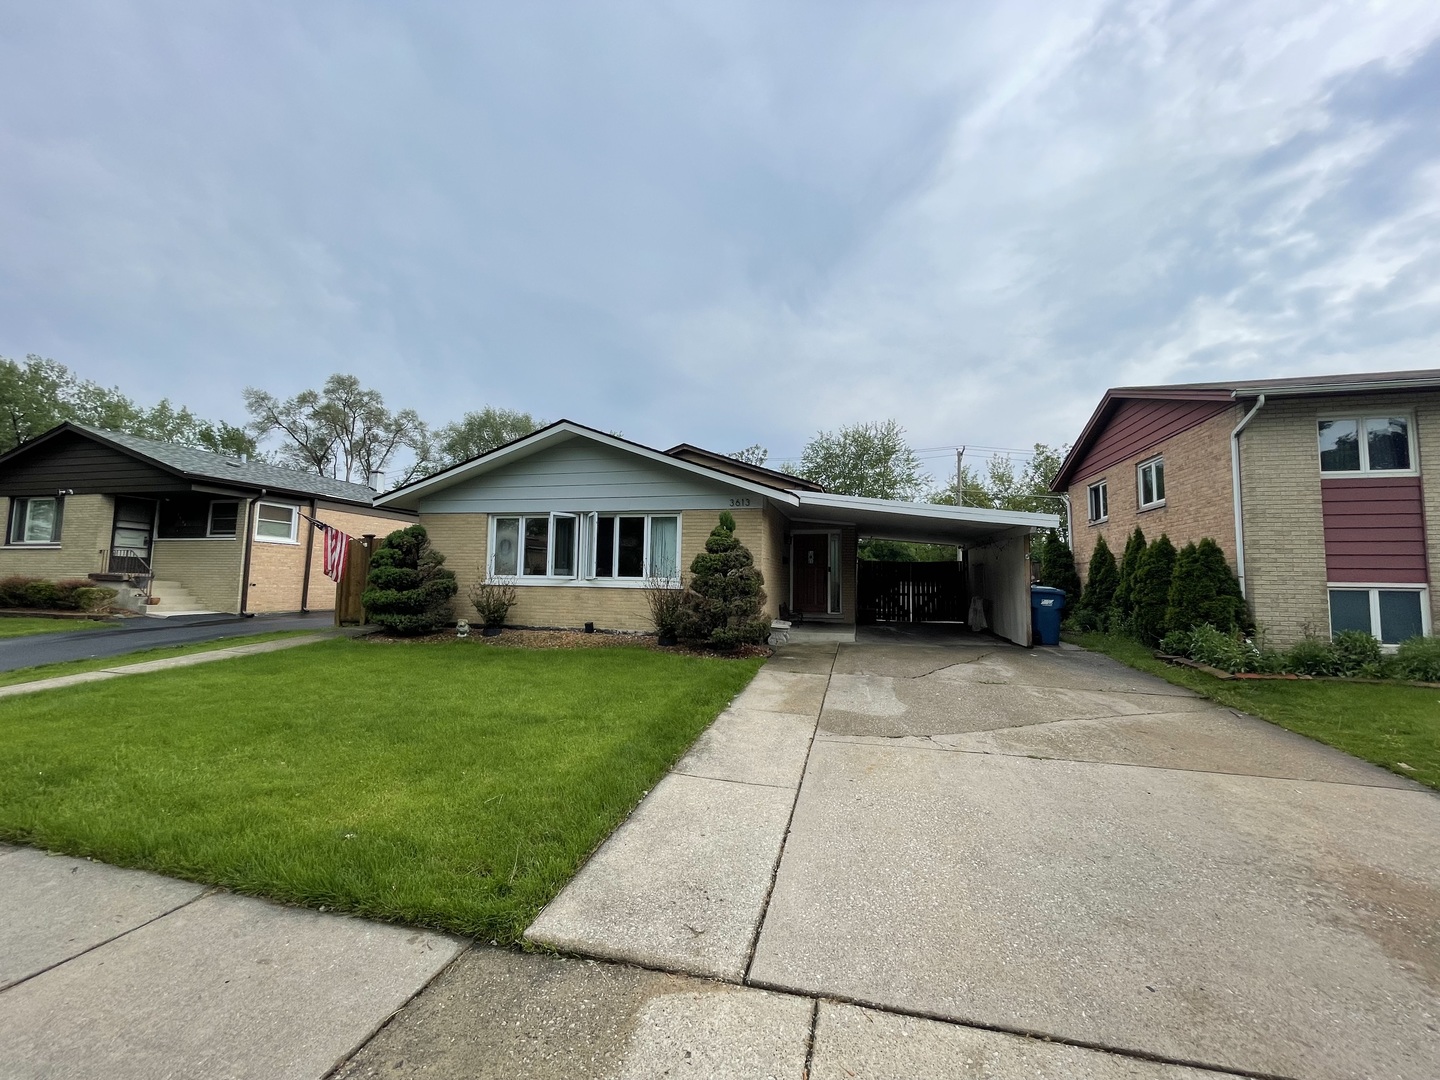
[
  {"x1": 1052, "y1": 369, "x2": 1440, "y2": 648},
  {"x1": 0, "y1": 422, "x2": 416, "y2": 615}
]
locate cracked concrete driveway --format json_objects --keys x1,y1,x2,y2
[{"x1": 531, "y1": 627, "x2": 1440, "y2": 1080}]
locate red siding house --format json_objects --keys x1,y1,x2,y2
[{"x1": 1052, "y1": 369, "x2": 1440, "y2": 648}]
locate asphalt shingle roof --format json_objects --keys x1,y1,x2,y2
[{"x1": 72, "y1": 424, "x2": 380, "y2": 504}]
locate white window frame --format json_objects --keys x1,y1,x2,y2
[
  {"x1": 491, "y1": 512, "x2": 681, "y2": 587},
  {"x1": 1317, "y1": 412, "x2": 1419, "y2": 477},
  {"x1": 254, "y1": 501, "x2": 300, "y2": 544},
  {"x1": 1137, "y1": 457, "x2": 1165, "y2": 511},
  {"x1": 1326, "y1": 582, "x2": 1430, "y2": 649},
  {"x1": 9, "y1": 496, "x2": 61, "y2": 545},
  {"x1": 206, "y1": 500, "x2": 241, "y2": 538},
  {"x1": 1087, "y1": 480, "x2": 1108, "y2": 524}
]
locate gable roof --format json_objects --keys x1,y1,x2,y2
[
  {"x1": 0, "y1": 422, "x2": 381, "y2": 505},
  {"x1": 1051, "y1": 367, "x2": 1440, "y2": 491},
  {"x1": 376, "y1": 420, "x2": 804, "y2": 510},
  {"x1": 664, "y1": 444, "x2": 825, "y2": 492}
]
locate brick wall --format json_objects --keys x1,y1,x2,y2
[
  {"x1": 423, "y1": 507, "x2": 771, "y2": 631},
  {"x1": 1067, "y1": 405, "x2": 1241, "y2": 588},
  {"x1": 151, "y1": 536, "x2": 245, "y2": 612},
  {"x1": 1242, "y1": 391, "x2": 1439, "y2": 646}
]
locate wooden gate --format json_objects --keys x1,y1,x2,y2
[
  {"x1": 333, "y1": 534, "x2": 375, "y2": 626},
  {"x1": 858, "y1": 560, "x2": 967, "y2": 623}
]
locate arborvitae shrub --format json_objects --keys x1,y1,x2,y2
[
  {"x1": 1036, "y1": 532, "x2": 1081, "y2": 612},
  {"x1": 362, "y1": 524, "x2": 458, "y2": 635},
  {"x1": 1130, "y1": 534, "x2": 1176, "y2": 646},
  {"x1": 1080, "y1": 535, "x2": 1119, "y2": 618},
  {"x1": 1165, "y1": 537, "x2": 1246, "y2": 636},
  {"x1": 676, "y1": 513, "x2": 769, "y2": 650},
  {"x1": 1112, "y1": 527, "x2": 1147, "y2": 620}
]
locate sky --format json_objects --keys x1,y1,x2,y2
[{"x1": 3, "y1": 1, "x2": 1439, "y2": 483}]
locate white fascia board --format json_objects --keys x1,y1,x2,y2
[
  {"x1": 791, "y1": 491, "x2": 1060, "y2": 531},
  {"x1": 378, "y1": 422, "x2": 800, "y2": 509}
]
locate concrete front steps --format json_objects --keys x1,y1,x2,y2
[{"x1": 144, "y1": 580, "x2": 216, "y2": 617}]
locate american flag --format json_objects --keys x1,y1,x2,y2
[{"x1": 320, "y1": 523, "x2": 351, "y2": 583}]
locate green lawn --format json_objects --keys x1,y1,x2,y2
[
  {"x1": 0, "y1": 630, "x2": 313, "y2": 688},
  {"x1": 0, "y1": 616, "x2": 115, "y2": 637},
  {"x1": 1067, "y1": 632, "x2": 1440, "y2": 790},
  {"x1": 0, "y1": 638, "x2": 762, "y2": 941}
]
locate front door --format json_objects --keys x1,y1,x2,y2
[
  {"x1": 111, "y1": 497, "x2": 155, "y2": 573},
  {"x1": 792, "y1": 533, "x2": 833, "y2": 614}
]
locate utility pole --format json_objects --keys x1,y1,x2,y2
[{"x1": 955, "y1": 446, "x2": 965, "y2": 506}]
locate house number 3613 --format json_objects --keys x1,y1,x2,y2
[{"x1": 729, "y1": 498, "x2": 751, "y2": 507}]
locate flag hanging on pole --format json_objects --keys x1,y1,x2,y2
[{"x1": 322, "y1": 525, "x2": 351, "y2": 583}]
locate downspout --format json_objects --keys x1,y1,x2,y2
[
  {"x1": 1061, "y1": 493, "x2": 1073, "y2": 552},
  {"x1": 299, "y1": 497, "x2": 317, "y2": 612},
  {"x1": 239, "y1": 492, "x2": 262, "y2": 617},
  {"x1": 1230, "y1": 394, "x2": 1265, "y2": 600}
]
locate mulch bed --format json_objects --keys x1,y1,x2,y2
[{"x1": 363, "y1": 626, "x2": 771, "y2": 660}]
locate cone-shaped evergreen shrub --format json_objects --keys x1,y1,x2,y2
[
  {"x1": 1080, "y1": 535, "x2": 1119, "y2": 618},
  {"x1": 1035, "y1": 531, "x2": 1081, "y2": 612},
  {"x1": 1112, "y1": 526, "x2": 1147, "y2": 619},
  {"x1": 362, "y1": 524, "x2": 458, "y2": 635},
  {"x1": 676, "y1": 513, "x2": 769, "y2": 650},
  {"x1": 1130, "y1": 534, "x2": 1176, "y2": 646},
  {"x1": 1165, "y1": 537, "x2": 1244, "y2": 635}
]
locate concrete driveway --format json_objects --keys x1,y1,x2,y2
[{"x1": 528, "y1": 628, "x2": 1440, "y2": 1079}]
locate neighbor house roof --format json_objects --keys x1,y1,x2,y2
[
  {"x1": 664, "y1": 443, "x2": 826, "y2": 492},
  {"x1": 1051, "y1": 368, "x2": 1440, "y2": 491},
  {"x1": 0, "y1": 422, "x2": 381, "y2": 505}
]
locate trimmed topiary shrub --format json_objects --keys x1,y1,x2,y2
[
  {"x1": 362, "y1": 524, "x2": 458, "y2": 636},
  {"x1": 1130, "y1": 534, "x2": 1176, "y2": 646},
  {"x1": 676, "y1": 511, "x2": 769, "y2": 651},
  {"x1": 1079, "y1": 535, "x2": 1119, "y2": 625},
  {"x1": 1111, "y1": 526, "x2": 1147, "y2": 621},
  {"x1": 1393, "y1": 636, "x2": 1440, "y2": 682}
]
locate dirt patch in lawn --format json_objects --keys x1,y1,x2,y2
[{"x1": 364, "y1": 627, "x2": 772, "y2": 660}]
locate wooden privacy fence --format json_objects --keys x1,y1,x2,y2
[
  {"x1": 858, "y1": 560, "x2": 967, "y2": 623},
  {"x1": 334, "y1": 534, "x2": 375, "y2": 626}
]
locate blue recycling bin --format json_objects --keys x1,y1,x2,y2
[{"x1": 1030, "y1": 585, "x2": 1066, "y2": 646}]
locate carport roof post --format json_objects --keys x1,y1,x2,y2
[{"x1": 784, "y1": 491, "x2": 1059, "y2": 546}]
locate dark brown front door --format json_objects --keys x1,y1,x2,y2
[{"x1": 793, "y1": 533, "x2": 831, "y2": 614}]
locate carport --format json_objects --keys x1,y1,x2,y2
[{"x1": 779, "y1": 492, "x2": 1059, "y2": 648}]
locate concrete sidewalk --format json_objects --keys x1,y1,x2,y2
[
  {"x1": 0, "y1": 845, "x2": 464, "y2": 1080},
  {"x1": 522, "y1": 634, "x2": 1440, "y2": 1079}
]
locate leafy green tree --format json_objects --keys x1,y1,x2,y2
[
  {"x1": 362, "y1": 524, "x2": 458, "y2": 635},
  {"x1": 858, "y1": 539, "x2": 957, "y2": 562},
  {"x1": 729, "y1": 444, "x2": 768, "y2": 466},
  {"x1": 1079, "y1": 535, "x2": 1119, "y2": 619},
  {"x1": 244, "y1": 374, "x2": 428, "y2": 486},
  {"x1": 433, "y1": 406, "x2": 543, "y2": 466},
  {"x1": 793, "y1": 420, "x2": 928, "y2": 500},
  {"x1": 933, "y1": 443, "x2": 1069, "y2": 530},
  {"x1": 1112, "y1": 526, "x2": 1148, "y2": 619},
  {"x1": 676, "y1": 511, "x2": 769, "y2": 650},
  {"x1": 1035, "y1": 531, "x2": 1081, "y2": 611},
  {"x1": 1130, "y1": 534, "x2": 1177, "y2": 646},
  {"x1": 0, "y1": 354, "x2": 255, "y2": 456},
  {"x1": 1165, "y1": 537, "x2": 1245, "y2": 635}
]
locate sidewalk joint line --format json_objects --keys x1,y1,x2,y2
[{"x1": 800, "y1": 997, "x2": 819, "y2": 1079}]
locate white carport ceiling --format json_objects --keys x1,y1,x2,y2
[{"x1": 783, "y1": 492, "x2": 1059, "y2": 547}]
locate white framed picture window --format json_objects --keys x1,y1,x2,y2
[
  {"x1": 1317, "y1": 414, "x2": 1417, "y2": 475},
  {"x1": 1328, "y1": 584, "x2": 1429, "y2": 646},
  {"x1": 1087, "y1": 480, "x2": 1108, "y2": 524},
  {"x1": 1137, "y1": 457, "x2": 1165, "y2": 510},
  {"x1": 254, "y1": 502, "x2": 299, "y2": 543},
  {"x1": 491, "y1": 512, "x2": 680, "y2": 584}
]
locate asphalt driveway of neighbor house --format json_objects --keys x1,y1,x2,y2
[
  {"x1": 0, "y1": 611, "x2": 337, "y2": 672},
  {"x1": 522, "y1": 625, "x2": 1440, "y2": 1080}
]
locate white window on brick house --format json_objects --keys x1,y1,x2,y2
[
  {"x1": 1137, "y1": 457, "x2": 1165, "y2": 510},
  {"x1": 1317, "y1": 415, "x2": 1416, "y2": 475},
  {"x1": 254, "y1": 502, "x2": 299, "y2": 543},
  {"x1": 1087, "y1": 480, "x2": 1108, "y2": 523},
  {"x1": 1328, "y1": 585, "x2": 1429, "y2": 646}
]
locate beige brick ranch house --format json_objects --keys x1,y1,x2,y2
[
  {"x1": 377, "y1": 421, "x2": 1059, "y2": 647},
  {"x1": 1052, "y1": 368, "x2": 1440, "y2": 647},
  {"x1": 0, "y1": 422, "x2": 413, "y2": 615}
]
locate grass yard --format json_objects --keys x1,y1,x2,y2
[
  {"x1": 0, "y1": 630, "x2": 313, "y2": 688},
  {"x1": 0, "y1": 616, "x2": 115, "y2": 637},
  {"x1": 0, "y1": 637, "x2": 762, "y2": 941},
  {"x1": 1068, "y1": 632, "x2": 1440, "y2": 790}
]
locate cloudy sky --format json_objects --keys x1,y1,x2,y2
[{"x1": 3, "y1": 1, "x2": 1438, "y2": 480}]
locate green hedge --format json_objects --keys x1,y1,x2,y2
[{"x1": 0, "y1": 576, "x2": 117, "y2": 612}]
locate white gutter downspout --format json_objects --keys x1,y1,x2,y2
[{"x1": 1230, "y1": 393, "x2": 1265, "y2": 600}]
